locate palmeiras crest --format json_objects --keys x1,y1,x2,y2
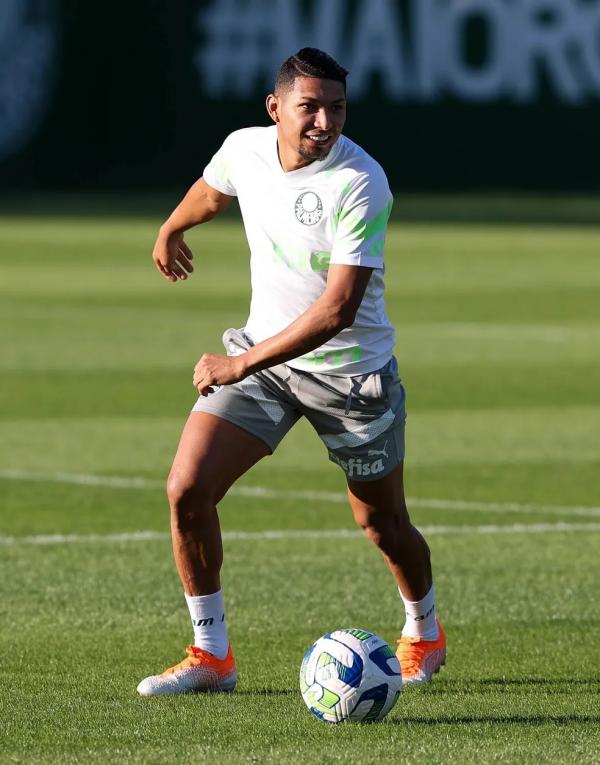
[{"x1": 295, "y1": 191, "x2": 323, "y2": 226}]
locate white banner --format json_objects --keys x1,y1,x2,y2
[{"x1": 194, "y1": 0, "x2": 600, "y2": 103}]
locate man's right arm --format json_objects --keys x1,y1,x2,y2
[{"x1": 152, "y1": 178, "x2": 235, "y2": 282}]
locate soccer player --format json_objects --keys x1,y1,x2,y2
[{"x1": 137, "y1": 48, "x2": 446, "y2": 696}]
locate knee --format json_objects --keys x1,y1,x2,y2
[
  {"x1": 166, "y1": 471, "x2": 215, "y2": 529},
  {"x1": 353, "y1": 502, "x2": 411, "y2": 548},
  {"x1": 355, "y1": 504, "x2": 432, "y2": 565}
]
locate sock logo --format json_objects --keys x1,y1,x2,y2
[
  {"x1": 192, "y1": 614, "x2": 225, "y2": 627},
  {"x1": 192, "y1": 617, "x2": 214, "y2": 627},
  {"x1": 413, "y1": 605, "x2": 435, "y2": 622}
]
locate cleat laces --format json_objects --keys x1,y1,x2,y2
[
  {"x1": 396, "y1": 635, "x2": 430, "y2": 676},
  {"x1": 161, "y1": 645, "x2": 215, "y2": 676}
]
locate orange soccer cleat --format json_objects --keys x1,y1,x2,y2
[
  {"x1": 136, "y1": 644, "x2": 237, "y2": 696},
  {"x1": 396, "y1": 620, "x2": 446, "y2": 686}
]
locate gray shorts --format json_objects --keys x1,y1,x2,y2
[{"x1": 192, "y1": 329, "x2": 406, "y2": 481}]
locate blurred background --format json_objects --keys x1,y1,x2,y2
[{"x1": 2, "y1": 0, "x2": 600, "y2": 195}]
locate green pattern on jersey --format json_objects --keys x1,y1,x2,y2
[
  {"x1": 273, "y1": 243, "x2": 331, "y2": 273},
  {"x1": 310, "y1": 251, "x2": 331, "y2": 272},
  {"x1": 301, "y1": 346, "x2": 362, "y2": 366},
  {"x1": 337, "y1": 199, "x2": 393, "y2": 257}
]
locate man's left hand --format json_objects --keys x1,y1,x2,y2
[{"x1": 193, "y1": 353, "x2": 247, "y2": 396}]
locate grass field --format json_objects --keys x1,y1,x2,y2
[{"x1": 1, "y1": 197, "x2": 599, "y2": 763}]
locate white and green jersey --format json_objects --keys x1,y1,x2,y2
[{"x1": 203, "y1": 125, "x2": 394, "y2": 375}]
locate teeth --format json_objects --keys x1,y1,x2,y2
[{"x1": 308, "y1": 135, "x2": 330, "y2": 142}]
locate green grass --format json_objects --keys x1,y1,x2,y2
[{"x1": 1, "y1": 200, "x2": 599, "y2": 763}]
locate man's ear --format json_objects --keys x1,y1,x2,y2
[{"x1": 265, "y1": 93, "x2": 279, "y2": 123}]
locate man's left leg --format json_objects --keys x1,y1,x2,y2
[{"x1": 346, "y1": 462, "x2": 446, "y2": 685}]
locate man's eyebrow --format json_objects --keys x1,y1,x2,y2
[{"x1": 297, "y1": 96, "x2": 347, "y2": 103}]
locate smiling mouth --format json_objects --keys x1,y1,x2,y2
[{"x1": 305, "y1": 134, "x2": 332, "y2": 144}]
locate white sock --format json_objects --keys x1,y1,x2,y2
[
  {"x1": 399, "y1": 584, "x2": 439, "y2": 640},
  {"x1": 184, "y1": 589, "x2": 229, "y2": 659}
]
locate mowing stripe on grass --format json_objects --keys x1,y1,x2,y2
[
  {"x1": 1, "y1": 522, "x2": 600, "y2": 546},
  {"x1": 1, "y1": 468, "x2": 600, "y2": 518}
]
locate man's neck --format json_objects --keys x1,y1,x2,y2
[{"x1": 276, "y1": 140, "x2": 314, "y2": 173}]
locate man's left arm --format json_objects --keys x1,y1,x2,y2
[{"x1": 193, "y1": 264, "x2": 373, "y2": 394}]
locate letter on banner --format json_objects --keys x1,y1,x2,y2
[
  {"x1": 445, "y1": 0, "x2": 507, "y2": 101},
  {"x1": 349, "y1": 0, "x2": 405, "y2": 100},
  {"x1": 511, "y1": 0, "x2": 584, "y2": 104}
]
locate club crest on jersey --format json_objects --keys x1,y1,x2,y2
[{"x1": 295, "y1": 192, "x2": 323, "y2": 226}]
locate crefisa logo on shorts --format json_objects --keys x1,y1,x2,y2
[
  {"x1": 295, "y1": 192, "x2": 323, "y2": 226},
  {"x1": 329, "y1": 452, "x2": 385, "y2": 478}
]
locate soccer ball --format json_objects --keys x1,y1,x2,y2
[{"x1": 299, "y1": 628, "x2": 402, "y2": 723}]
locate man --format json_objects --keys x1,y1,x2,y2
[{"x1": 137, "y1": 48, "x2": 445, "y2": 697}]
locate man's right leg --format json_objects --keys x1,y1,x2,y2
[
  {"x1": 137, "y1": 412, "x2": 271, "y2": 696},
  {"x1": 167, "y1": 412, "x2": 271, "y2": 596}
]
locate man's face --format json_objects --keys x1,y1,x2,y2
[{"x1": 268, "y1": 77, "x2": 347, "y2": 168}]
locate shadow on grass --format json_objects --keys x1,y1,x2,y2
[
  {"x1": 235, "y1": 678, "x2": 599, "y2": 699},
  {"x1": 477, "y1": 678, "x2": 600, "y2": 688},
  {"x1": 393, "y1": 714, "x2": 600, "y2": 726},
  {"x1": 424, "y1": 677, "x2": 600, "y2": 695},
  {"x1": 235, "y1": 688, "x2": 297, "y2": 697}
]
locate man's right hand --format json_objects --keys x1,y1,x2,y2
[{"x1": 152, "y1": 228, "x2": 194, "y2": 282}]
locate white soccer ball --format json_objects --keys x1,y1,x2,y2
[{"x1": 299, "y1": 628, "x2": 402, "y2": 723}]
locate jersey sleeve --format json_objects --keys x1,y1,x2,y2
[
  {"x1": 202, "y1": 134, "x2": 238, "y2": 197},
  {"x1": 330, "y1": 168, "x2": 393, "y2": 268}
]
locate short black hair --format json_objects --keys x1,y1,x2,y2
[{"x1": 275, "y1": 48, "x2": 348, "y2": 94}]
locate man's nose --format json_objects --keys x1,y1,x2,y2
[{"x1": 314, "y1": 108, "x2": 333, "y2": 131}]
